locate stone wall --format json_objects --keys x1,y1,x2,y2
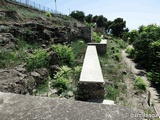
[
  {"x1": 87, "y1": 43, "x2": 107, "y2": 55},
  {"x1": 77, "y1": 82, "x2": 105, "y2": 100},
  {"x1": 88, "y1": 39, "x2": 107, "y2": 55},
  {"x1": 95, "y1": 27, "x2": 105, "y2": 34},
  {"x1": 78, "y1": 27, "x2": 92, "y2": 42}
]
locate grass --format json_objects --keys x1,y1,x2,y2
[
  {"x1": 135, "y1": 77, "x2": 147, "y2": 91},
  {"x1": 71, "y1": 40, "x2": 87, "y2": 59},
  {"x1": 99, "y1": 37, "x2": 128, "y2": 101},
  {"x1": 34, "y1": 76, "x2": 51, "y2": 95}
]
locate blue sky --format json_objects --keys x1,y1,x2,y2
[{"x1": 31, "y1": 0, "x2": 160, "y2": 30}]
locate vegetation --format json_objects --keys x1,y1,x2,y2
[
  {"x1": 52, "y1": 44, "x2": 75, "y2": 66},
  {"x1": 92, "y1": 32, "x2": 101, "y2": 43},
  {"x1": 26, "y1": 50, "x2": 49, "y2": 71},
  {"x1": 70, "y1": 10, "x2": 128, "y2": 37},
  {"x1": 99, "y1": 38, "x2": 128, "y2": 101},
  {"x1": 124, "y1": 24, "x2": 160, "y2": 84},
  {"x1": 135, "y1": 77, "x2": 146, "y2": 91},
  {"x1": 45, "y1": 12, "x2": 52, "y2": 17},
  {"x1": 70, "y1": 10, "x2": 85, "y2": 22}
]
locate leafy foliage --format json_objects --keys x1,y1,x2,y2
[
  {"x1": 52, "y1": 44, "x2": 75, "y2": 66},
  {"x1": 52, "y1": 66, "x2": 71, "y2": 93},
  {"x1": 45, "y1": 12, "x2": 52, "y2": 17},
  {"x1": 135, "y1": 77, "x2": 146, "y2": 91},
  {"x1": 26, "y1": 50, "x2": 49, "y2": 71},
  {"x1": 126, "y1": 24, "x2": 160, "y2": 84},
  {"x1": 0, "y1": 50, "x2": 19, "y2": 68},
  {"x1": 70, "y1": 10, "x2": 85, "y2": 22},
  {"x1": 108, "y1": 18, "x2": 127, "y2": 37},
  {"x1": 92, "y1": 32, "x2": 101, "y2": 43}
]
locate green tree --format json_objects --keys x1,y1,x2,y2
[
  {"x1": 69, "y1": 10, "x2": 85, "y2": 22},
  {"x1": 85, "y1": 14, "x2": 93, "y2": 23},
  {"x1": 92, "y1": 15, "x2": 98, "y2": 23},
  {"x1": 96, "y1": 15, "x2": 107, "y2": 27},
  {"x1": 109, "y1": 18, "x2": 127, "y2": 37}
]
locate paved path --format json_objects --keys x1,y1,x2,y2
[{"x1": 121, "y1": 48, "x2": 160, "y2": 117}]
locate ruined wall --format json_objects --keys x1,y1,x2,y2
[
  {"x1": 95, "y1": 27, "x2": 105, "y2": 34},
  {"x1": 77, "y1": 82, "x2": 105, "y2": 100},
  {"x1": 78, "y1": 27, "x2": 92, "y2": 42}
]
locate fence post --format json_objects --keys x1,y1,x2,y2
[{"x1": 33, "y1": 2, "x2": 35, "y2": 8}]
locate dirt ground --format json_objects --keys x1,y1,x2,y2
[{"x1": 121, "y1": 48, "x2": 160, "y2": 118}]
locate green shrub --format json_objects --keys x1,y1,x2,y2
[
  {"x1": 114, "y1": 53, "x2": 121, "y2": 61},
  {"x1": 52, "y1": 44, "x2": 75, "y2": 65},
  {"x1": 34, "y1": 76, "x2": 51, "y2": 94},
  {"x1": 54, "y1": 65, "x2": 72, "y2": 79},
  {"x1": 26, "y1": 50, "x2": 49, "y2": 71},
  {"x1": 52, "y1": 66, "x2": 73, "y2": 94},
  {"x1": 93, "y1": 32, "x2": 101, "y2": 43},
  {"x1": 54, "y1": 77, "x2": 69, "y2": 93},
  {"x1": 126, "y1": 47, "x2": 135, "y2": 58},
  {"x1": 73, "y1": 66, "x2": 82, "y2": 81},
  {"x1": 45, "y1": 12, "x2": 52, "y2": 17},
  {"x1": 135, "y1": 77, "x2": 146, "y2": 91},
  {"x1": 105, "y1": 85, "x2": 119, "y2": 100},
  {"x1": 147, "y1": 71, "x2": 160, "y2": 84},
  {"x1": 0, "y1": 50, "x2": 20, "y2": 68}
]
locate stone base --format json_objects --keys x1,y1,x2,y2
[{"x1": 77, "y1": 82, "x2": 105, "y2": 100}]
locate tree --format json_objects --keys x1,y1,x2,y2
[
  {"x1": 109, "y1": 18, "x2": 127, "y2": 37},
  {"x1": 92, "y1": 15, "x2": 98, "y2": 23},
  {"x1": 85, "y1": 14, "x2": 93, "y2": 23},
  {"x1": 69, "y1": 10, "x2": 85, "y2": 22},
  {"x1": 96, "y1": 15, "x2": 107, "y2": 27}
]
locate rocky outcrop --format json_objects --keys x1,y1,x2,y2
[
  {"x1": 0, "y1": 10, "x2": 20, "y2": 21},
  {"x1": 0, "y1": 33, "x2": 17, "y2": 49},
  {"x1": 0, "y1": 23, "x2": 84, "y2": 47},
  {"x1": 0, "y1": 65, "x2": 50, "y2": 94}
]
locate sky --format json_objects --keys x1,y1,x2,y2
[{"x1": 31, "y1": 0, "x2": 160, "y2": 30}]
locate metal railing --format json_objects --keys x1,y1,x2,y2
[{"x1": 9, "y1": 0, "x2": 60, "y2": 14}]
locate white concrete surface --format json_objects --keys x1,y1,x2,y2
[
  {"x1": 100, "y1": 39, "x2": 107, "y2": 44},
  {"x1": 79, "y1": 46, "x2": 104, "y2": 83}
]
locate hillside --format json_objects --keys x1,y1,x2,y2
[{"x1": 0, "y1": 0, "x2": 158, "y2": 119}]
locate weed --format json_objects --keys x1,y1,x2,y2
[
  {"x1": 135, "y1": 77, "x2": 146, "y2": 91},
  {"x1": 34, "y1": 76, "x2": 51, "y2": 94},
  {"x1": 52, "y1": 44, "x2": 75, "y2": 66},
  {"x1": 93, "y1": 32, "x2": 101, "y2": 43},
  {"x1": 26, "y1": 50, "x2": 49, "y2": 71},
  {"x1": 105, "y1": 85, "x2": 120, "y2": 100},
  {"x1": 45, "y1": 12, "x2": 52, "y2": 17}
]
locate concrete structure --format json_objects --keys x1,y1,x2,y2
[
  {"x1": 0, "y1": 92, "x2": 144, "y2": 120},
  {"x1": 78, "y1": 27, "x2": 92, "y2": 42},
  {"x1": 79, "y1": 46, "x2": 104, "y2": 83},
  {"x1": 77, "y1": 46, "x2": 105, "y2": 100},
  {"x1": 95, "y1": 27, "x2": 105, "y2": 35},
  {"x1": 88, "y1": 39, "x2": 107, "y2": 55}
]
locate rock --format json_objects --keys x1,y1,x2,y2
[
  {"x1": 16, "y1": 67, "x2": 27, "y2": 74},
  {"x1": 0, "y1": 68, "x2": 36, "y2": 94},
  {"x1": 31, "y1": 71, "x2": 40, "y2": 78},
  {"x1": 122, "y1": 70, "x2": 127, "y2": 75},
  {"x1": 0, "y1": 33, "x2": 17, "y2": 49},
  {"x1": 67, "y1": 91, "x2": 74, "y2": 97},
  {"x1": 0, "y1": 92, "x2": 144, "y2": 120},
  {"x1": 49, "y1": 65, "x2": 61, "y2": 78},
  {"x1": 51, "y1": 88, "x2": 58, "y2": 94},
  {"x1": 36, "y1": 68, "x2": 48, "y2": 78},
  {"x1": 49, "y1": 51, "x2": 59, "y2": 65}
]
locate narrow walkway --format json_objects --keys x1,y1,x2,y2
[{"x1": 121, "y1": 49, "x2": 160, "y2": 117}]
